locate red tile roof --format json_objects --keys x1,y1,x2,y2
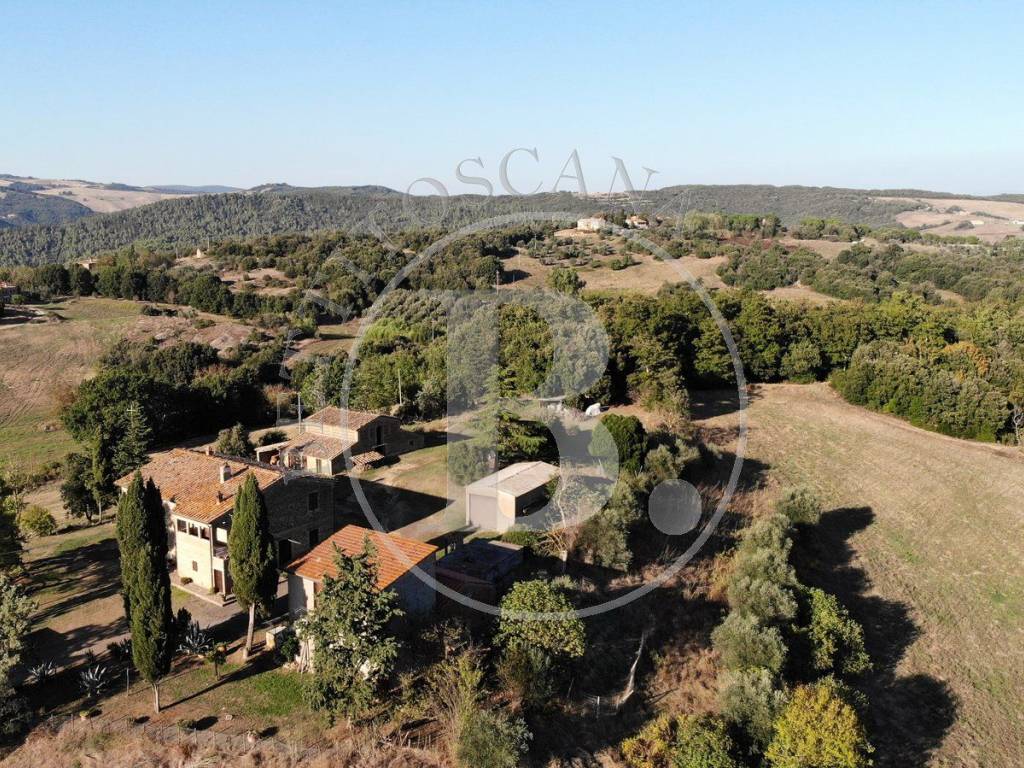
[
  {"x1": 302, "y1": 406, "x2": 389, "y2": 433},
  {"x1": 115, "y1": 448, "x2": 284, "y2": 524},
  {"x1": 288, "y1": 525, "x2": 437, "y2": 590}
]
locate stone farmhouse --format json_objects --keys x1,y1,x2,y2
[
  {"x1": 255, "y1": 406, "x2": 423, "y2": 476},
  {"x1": 116, "y1": 448, "x2": 335, "y2": 599},
  {"x1": 286, "y1": 524, "x2": 438, "y2": 619}
]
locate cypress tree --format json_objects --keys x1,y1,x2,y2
[
  {"x1": 228, "y1": 474, "x2": 278, "y2": 659},
  {"x1": 116, "y1": 472, "x2": 173, "y2": 711}
]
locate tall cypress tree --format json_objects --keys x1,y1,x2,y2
[
  {"x1": 113, "y1": 401, "x2": 151, "y2": 478},
  {"x1": 228, "y1": 475, "x2": 278, "y2": 659},
  {"x1": 116, "y1": 472, "x2": 173, "y2": 712}
]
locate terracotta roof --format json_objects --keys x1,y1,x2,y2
[
  {"x1": 350, "y1": 450, "x2": 384, "y2": 466},
  {"x1": 288, "y1": 525, "x2": 437, "y2": 590},
  {"x1": 302, "y1": 406, "x2": 388, "y2": 433},
  {"x1": 115, "y1": 448, "x2": 284, "y2": 524},
  {"x1": 285, "y1": 433, "x2": 353, "y2": 460}
]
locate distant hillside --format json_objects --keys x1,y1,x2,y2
[
  {"x1": 0, "y1": 183, "x2": 925, "y2": 266},
  {"x1": 0, "y1": 187, "x2": 93, "y2": 228},
  {"x1": 0, "y1": 174, "x2": 239, "y2": 230}
]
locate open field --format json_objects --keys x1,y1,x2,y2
[
  {"x1": 696, "y1": 383, "x2": 1024, "y2": 768},
  {"x1": 0, "y1": 297, "x2": 255, "y2": 472},
  {"x1": 877, "y1": 196, "x2": 1024, "y2": 243},
  {"x1": 0, "y1": 176, "x2": 187, "y2": 214}
]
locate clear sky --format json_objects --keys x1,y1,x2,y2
[{"x1": 3, "y1": 1, "x2": 1022, "y2": 195}]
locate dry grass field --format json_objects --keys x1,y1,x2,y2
[
  {"x1": 0, "y1": 177, "x2": 187, "y2": 214},
  {"x1": 0, "y1": 298, "x2": 254, "y2": 472},
  {"x1": 877, "y1": 196, "x2": 1024, "y2": 243},
  {"x1": 696, "y1": 383, "x2": 1024, "y2": 768}
]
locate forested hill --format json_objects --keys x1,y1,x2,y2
[{"x1": 0, "y1": 183, "x2": 922, "y2": 266}]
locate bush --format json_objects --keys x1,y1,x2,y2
[
  {"x1": 448, "y1": 440, "x2": 492, "y2": 486},
  {"x1": 215, "y1": 423, "x2": 254, "y2": 458},
  {"x1": 495, "y1": 646, "x2": 554, "y2": 710},
  {"x1": 589, "y1": 413, "x2": 647, "y2": 474},
  {"x1": 456, "y1": 709, "x2": 531, "y2": 768},
  {"x1": 621, "y1": 714, "x2": 740, "y2": 768},
  {"x1": 775, "y1": 486, "x2": 823, "y2": 525},
  {"x1": 500, "y1": 527, "x2": 544, "y2": 554},
  {"x1": 17, "y1": 505, "x2": 58, "y2": 537},
  {"x1": 621, "y1": 715, "x2": 679, "y2": 768},
  {"x1": 671, "y1": 714, "x2": 741, "y2": 768},
  {"x1": 711, "y1": 612, "x2": 786, "y2": 674},
  {"x1": 496, "y1": 580, "x2": 585, "y2": 660},
  {"x1": 795, "y1": 588, "x2": 870, "y2": 678},
  {"x1": 726, "y1": 577, "x2": 797, "y2": 624},
  {"x1": 781, "y1": 340, "x2": 823, "y2": 383},
  {"x1": 0, "y1": 687, "x2": 32, "y2": 738},
  {"x1": 275, "y1": 625, "x2": 300, "y2": 663},
  {"x1": 765, "y1": 678, "x2": 872, "y2": 768},
  {"x1": 719, "y1": 667, "x2": 788, "y2": 750}
]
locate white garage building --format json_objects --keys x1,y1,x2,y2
[{"x1": 464, "y1": 461, "x2": 559, "y2": 534}]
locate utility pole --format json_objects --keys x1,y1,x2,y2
[{"x1": 397, "y1": 365, "x2": 404, "y2": 406}]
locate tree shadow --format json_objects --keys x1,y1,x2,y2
[
  {"x1": 793, "y1": 506, "x2": 958, "y2": 768},
  {"x1": 689, "y1": 385, "x2": 764, "y2": 420}
]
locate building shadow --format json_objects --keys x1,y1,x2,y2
[
  {"x1": 793, "y1": 506, "x2": 958, "y2": 768},
  {"x1": 334, "y1": 477, "x2": 452, "y2": 531}
]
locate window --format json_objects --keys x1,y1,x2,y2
[
  {"x1": 191, "y1": 560, "x2": 198, "y2": 572},
  {"x1": 200, "y1": 527, "x2": 210, "y2": 541},
  {"x1": 314, "y1": 458, "x2": 323, "y2": 474},
  {"x1": 308, "y1": 492, "x2": 319, "y2": 512},
  {"x1": 309, "y1": 528, "x2": 319, "y2": 547},
  {"x1": 176, "y1": 519, "x2": 186, "y2": 533},
  {"x1": 188, "y1": 523, "x2": 199, "y2": 537}
]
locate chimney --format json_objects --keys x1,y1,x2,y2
[{"x1": 220, "y1": 463, "x2": 232, "y2": 483}]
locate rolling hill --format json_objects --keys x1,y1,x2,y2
[{"x1": 0, "y1": 183, "x2": 926, "y2": 267}]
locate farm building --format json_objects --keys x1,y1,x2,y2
[
  {"x1": 435, "y1": 539, "x2": 524, "y2": 603},
  {"x1": 116, "y1": 448, "x2": 335, "y2": 599},
  {"x1": 255, "y1": 406, "x2": 423, "y2": 476},
  {"x1": 576, "y1": 216, "x2": 607, "y2": 232},
  {"x1": 286, "y1": 525, "x2": 438, "y2": 618},
  {"x1": 0, "y1": 281, "x2": 19, "y2": 303},
  {"x1": 625, "y1": 214, "x2": 649, "y2": 229},
  {"x1": 465, "y1": 461, "x2": 559, "y2": 533}
]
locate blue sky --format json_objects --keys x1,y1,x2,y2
[{"x1": 3, "y1": 1, "x2": 1022, "y2": 194}]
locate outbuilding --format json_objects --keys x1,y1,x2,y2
[{"x1": 464, "y1": 461, "x2": 559, "y2": 533}]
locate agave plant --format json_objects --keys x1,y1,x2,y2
[
  {"x1": 79, "y1": 664, "x2": 109, "y2": 700},
  {"x1": 27, "y1": 660, "x2": 57, "y2": 685},
  {"x1": 178, "y1": 621, "x2": 212, "y2": 657}
]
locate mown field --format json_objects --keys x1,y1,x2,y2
[
  {"x1": 0, "y1": 298, "x2": 143, "y2": 471},
  {"x1": 698, "y1": 383, "x2": 1024, "y2": 768}
]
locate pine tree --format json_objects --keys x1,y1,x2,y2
[
  {"x1": 114, "y1": 402, "x2": 151, "y2": 477},
  {"x1": 298, "y1": 540, "x2": 402, "y2": 721},
  {"x1": 116, "y1": 472, "x2": 173, "y2": 712},
  {"x1": 228, "y1": 475, "x2": 277, "y2": 659}
]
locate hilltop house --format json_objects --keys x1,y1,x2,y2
[
  {"x1": 286, "y1": 525, "x2": 438, "y2": 618},
  {"x1": 254, "y1": 406, "x2": 423, "y2": 476},
  {"x1": 576, "y1": 216, "x2": 607, "y2": 232},
  {"x1": 464, "y1": 461, "x2": 559, "y2": 533},
  {"x1": 116, "y1": 448, "x2": 335, "y2": 598}
]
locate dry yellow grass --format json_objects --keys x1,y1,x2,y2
[{"x1": 698, "y1": 383, "x2": 1024, "y2": 768}]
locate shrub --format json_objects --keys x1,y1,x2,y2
[
  {"x1": 781, "y1": 340, "x2": 823, "y2": 383},
  {"x1": 711, "y1": 612, "x2": 786, "y2": 674},
  {"x1": 500, "y1": 527, "x2": 544, "y2": 554},
  {"x1": 730, "y1": 545, "x2": 796, "y2": 595},
  {"x1": 671, "y1": 714, "x2": 741, "y2": 768},
  {"x1": 621, "y1": 715, "x2": 678, "y2": 768},
  {"x1": 719, "y1": 667, "x2": 788, "y2": 750},
  {"x1": 496, "y1": 580, "x2": 585, "y2": 660},
  {"x1": 456, "y1": 709, "x2": 531, "y2": 768},
  {"x1": 448, "y1": 440, "x2": 492, "y2": 486},
  {"x1": 0, "y1": 688, "x2": 31, "y2": 737},
  {"x1": 17, "y1": 505, "x2": 57, "y2": 537},
  {"x1": 795, "y1": 588, "x2": 870, "y2": 678},
  {"x1": 726, "y1": 576, "x2": 797, "y2": 624},
  {"x1": 258, "y1": 429, "x2": 288, "y2": 447},
  {"x1": 589, "y1": 413, "x2": 647, "y2": 474},
  {"x1": 495, "y1": 646, "x2": 554, "y2": 710},
  {"x1": 765, "y1": 678, "x2": 872, "y2": 768},
  {"x1": 775, "y1": 486, "x2": 823, "y2": 525},
  {"x1": 215, "y1": 423, "x2": 254, "y2": 458},
  {"x1": 275, "y1": 625, "x2": 300, "y2": 663}
]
